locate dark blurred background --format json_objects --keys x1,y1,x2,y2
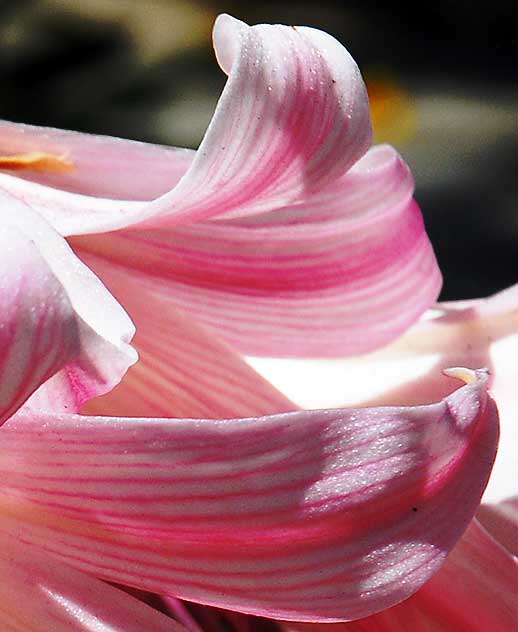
[{"x1": 1, "y1": 0, "x2": 516, "y2": 300}]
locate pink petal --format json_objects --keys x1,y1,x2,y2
[
  {"x1": 250, "y1": 283, "x2": 518, "y2": 496},
  {"x1": 0, "y1": 193, "x2": 136, "y2": 417},
  {"x1": 402, "y1": 520, "x2": 518, "y2": 631},
  {"x1": 477, "y1": 496, "x2": 518, "y2": 556},
  {"x1": 0, "y1": 533, "x2": 184, "y2": 631},
  {"x1": 0, "y1": 119, "x2": 193, "y2": 199},
  {"x1": 0, "y1": 196, "x2": 79, "y2": 425},
  {"x1": 0, "y1": 13, "x2": 370, "y2": 235},
  {"x1": 0, "y1": 193, "x2": 135, "y2": 421},
  {"x1": 80, "y1": 258, "x2": 294, "y2": 418},
  {"x1": 143, "y1": 13, "x2": 371, "y2": 224},
  {"x1": 286, "y1": 521, "x2": 518, "y2": 631},
  {"x1": 0, "y1": 370, "x2": 497, "y2": 621},
  {"x1": 75, "y1": 144, "x2": 440, "y2": 357}
]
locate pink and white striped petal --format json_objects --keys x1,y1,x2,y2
[
  {"x1": 80, "y1": 258, "x2": 293, "y2": 418},
  {"x1": 0, "y1": 13, "x2": 370, "y2": 235},
  {"x1": 0, "y1": 197, "x2": 79, "y2": 424},
  {"x1": 0, "y1": 370, "x2": 497, "y2": 621},
  {"x1": 286, "y1": 521, "x2": 518, "y2": 631},
  {"x1": 0, "y1": 533, "x2": 184, "y2": 631},
  {"x1": 0, "y1": 119, "x2": 193, "y2": 200},
  {"x1": 143, "y1": 13, "x2": 371, "y2": 225},
  {"x1": 75, "y1": 145, "x2": 440, "y2": 357},
  {"x1": 249, "y1": 283, "x2": 518, "y2": 496},
  {"x1": 0, "y1": 194, "x2": 136, "y2": 416}
]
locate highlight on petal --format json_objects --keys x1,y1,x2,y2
[
  {"x1": 399, "y1": 520, "x2": 518, "y2": 632},
  {"x1": 0, "y1": 533, "x2": 184, "y2": 631},
  {"x1": 286, "y1": 521, "x2": 518, "y2": 631},
  {"x1": 0, "y1": 370, "x2": 497, "y2": 621},
  {"x1": 0, "y1": 13, "x2": 370, "y2": 235},
  {"x1": 249, "y1": 283, "x2": 518, "y2": 496},
  {"x1": 75, "y1": 144, "x2": 441, "y2": 357},
  {"x1": 81, "y1": 257, "x2": 294, "y2": 418},
  {"x1": 0, "y1": 193, "x2": 137, "y2": 416}
]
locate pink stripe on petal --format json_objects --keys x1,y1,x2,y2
[
  {"x1": 79, "y1": 260, "x2": 293, "y2": 418},
  {"x1": 0, "y1": 119, "x2": 193, "y2": 199},
  {"x1": 288, "y1": 521, "x2": 518, "y2": 630},
  {"x1": 0, "y1": 193, "x2": 136, "y2": 416},
  {"x1": 77, "y1": 145, "x2": 440, "y2": 357},
  {"x1": 399, "y1": 520, "x2": 518, "y2": 632},
  {"x1": 0, "y1": 533, "x2": 184, "y2": 631},
  {"x1": 252, "y1": 283, "x2": 518, "y2": 496},
  {"x1": 0, "y1": 214, "x2": 78, "y2": 425},
  {"x1": 0, "y1": 370, "x2": 498, "y2": 621},
  {"x1": 142, "y1": 14, "x2": 371, "y2": 225},
  {"x1": 0, "y1": 14, "x2": 370, "y2": 235}
]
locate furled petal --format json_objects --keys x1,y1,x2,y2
[
  {"x1": 477, "y1": 496, "x2": 518, "y2": 556},
  {"x1": 286, "y1": 520, "x2": 518, "y2": 631},
  {"x1": 0, "y1": 193, "x2": 136, "y2": 416},
  {"x1": 81, "y1": 257, "x2": 294, "y2": 418},
  {"x1": 249, "y1": 283, "x2": 518, "y2": 496},
  {"x1": 0, "y1": 370, "x2": 497, "y2": 621},
  {"x1": 0, "y1": 13, "x2": 370, "y2": 234},
  {"x1": 75, "y1": 145, "x2": 441, "y2": 357},
  {"x1": 0, "y1": 193, "x2": 135, "y2": 422},
  {"x1": 0, "y1": 533, "x2": 184, "y2": 631},
  {"x1": 143, "y1": 13, "x2": 371, "y2": 224}
]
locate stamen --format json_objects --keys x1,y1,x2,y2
[{"x1": 0, "y1": 151, "x2": 74, "y2": 173}]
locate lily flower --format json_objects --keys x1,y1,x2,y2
[
  {"x1": 0, "y1": 12, "x2": 512, "y2": 631},
  {"x1": 0, "y1": 14, "x2": 440, "y2": 363}
]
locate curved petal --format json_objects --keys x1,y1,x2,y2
[
  {"x1": 0, "y1": 193, "x2": 137, "y2": 417},
  {"x1": 249, "y1": 283, "x2": 518, "y2": 497},
  {"x1": 76, "y1": 145, "x2": 441, "y2": 357},
  {"x1": 0, "y1": 199, "x2": 79, "y2": 424},
  {"x1": 143, "y1": 13, "x2": 371, "y2": 224},
  {"x1": 0, "y1": 533, "x2": 184, "y2": 631},
  {"x1": 287, "y1": 521, "x2": 518, "y2": 631},
  {"x1": 0, "y1": 14, "x2": 370, "y2": 235},
  {"x1": 399, "y1": 520, "x2": 518, "y2": 632},
  {"x1": 0, "y1": 370, "x2": 498, "y2": 621},
  {"x1": 80, "y1": 258, "x2": 294, "y2": 418}
]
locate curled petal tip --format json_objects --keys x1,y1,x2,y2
[{"x1": 442, "y1": 367, "x2": 490, "y2": 385}]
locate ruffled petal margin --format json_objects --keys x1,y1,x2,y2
[{"x1": 0, "y1": 370, "x2": 497, "y2": 621}]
